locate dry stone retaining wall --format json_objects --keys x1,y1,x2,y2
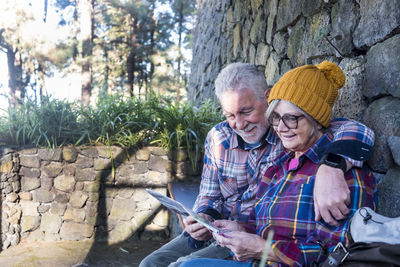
[
  {"x1": 189, "y1": 0, "x2": 400, "y2": 217},
  {"x1": 0, "y1": 146, "x2": 199, "y2": 249}
]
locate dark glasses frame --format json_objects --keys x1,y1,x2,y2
[{"x1": 268, "y1": 112, "x2": 305, "y2": 129}]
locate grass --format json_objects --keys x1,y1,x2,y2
[
  {"x1": 151, "y1": 98, "x2": 223, "y2": 170},
  {"x1": 0, "y1": 97, "x2": 80, "y2": 147},
  {"x1": 75, "y1": 93, "x2": 158, "y2": 148},
  {"x1": 0, "y1": 94, "x2": 223, "y2": 168}
]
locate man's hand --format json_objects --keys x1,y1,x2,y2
[
  {"x1": 213, "y1": 220, "x2": 244, "y2": 232},
  {"x1": 183, "y1": 213, "x2": 213, "y2": 241},
  {"x1": 314, "y1": 164, "x2": 351, "y2": 226}
]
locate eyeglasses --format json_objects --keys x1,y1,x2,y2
[{"x1": 268, "y1": 112, "x2": 305, "y2": 129}]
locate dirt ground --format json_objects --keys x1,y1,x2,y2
[{"x1": 0, "y1": 239, "x2": 166, "y2": 267}]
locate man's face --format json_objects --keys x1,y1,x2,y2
[{"x1": 220, "y1": 88, "x2": 268, "y2": 144}]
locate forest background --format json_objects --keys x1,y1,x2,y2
[
  {"x1": 0, "y1": 0, "x2": 196, "y2": 106},
  {"x1": 0, "y1": 0, "x2": 224, "y2": 170}
]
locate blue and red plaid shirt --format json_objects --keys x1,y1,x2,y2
[
  {"x1": 245, "y1": 133, "x2": 377, "y2": 266},
  {"x1": 193, "y1": 118, "x2": 375, "y2": 223}
]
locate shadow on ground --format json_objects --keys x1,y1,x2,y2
[
  {"x1": 84, "y1": 240, "x2": 166, "y2": 266},
  {"x1": 0, "y1": 239, "x2": 166, "y2": 267},
  {"x1": 80, "y1": 146, "x2": 171, "y2": 266}
]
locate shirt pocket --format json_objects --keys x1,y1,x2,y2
[
  {"x1": 299, "y1": 178, "x2": 315, "y2": 197},
  {"x1": 297, "y1": 178, "x2": 316, "y2": 228},
  {"x1": 284, "y1": 174, "x2": 314, "y2": 198},
  {"x1": 219, "y1": 176, "x2": 238, "y2": 200}
]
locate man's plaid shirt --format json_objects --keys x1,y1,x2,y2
[{"x1": 193, "y1": 118, "x2": 374, "y2": 223}]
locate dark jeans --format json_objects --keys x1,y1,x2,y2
[
  {"x1": 139, "y1": 232, "x2": 231, "y2": 267},
  {"x1": 181, "y1": 258, "x2": 253, "y2": 267}
]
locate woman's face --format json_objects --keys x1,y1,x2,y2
[{"x1": 271, "y1": 101, "x2": 322, "y2": 155}]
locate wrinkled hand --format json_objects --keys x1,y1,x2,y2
[
  {"x1": 213, "y1": 220, "x2": 244, "y2": 232},
  {"x1": 184, "y1": 213, "x2": 213, "y2": 241},
  {"x1": 213, "y1": 231, "x2": 266, "y2": 262},
  {"x1": 314, "y1": 164, "x2": 350, "y2": 226}
]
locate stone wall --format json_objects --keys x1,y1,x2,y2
[
  {"x1": 0, "y1": 146, "x2": 200, "y2": 249},
  {"x1": 189, "y1": 0, "x2": 400, "y2": 217}
]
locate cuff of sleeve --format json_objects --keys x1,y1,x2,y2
[
  {"x1": 320, "y1": 140, "x2": 372, "y2": 163},
  {"x1": 342, "y1": 157, "x2": 362, "y2": 168}
]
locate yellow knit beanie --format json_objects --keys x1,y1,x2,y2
[{"x1": 268, "y1": 61, "x2": 345, "y2": 127}]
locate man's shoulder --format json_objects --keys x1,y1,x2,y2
[{"x1": 208, "y1": 121, "x2": 235, "y2": 140}]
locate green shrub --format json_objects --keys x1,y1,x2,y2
[
  {"x1": 151, "y1": 99, "x2": 224, "y2": 169},
  {"x1": 0, "y1": 97, "x2": 80, "y2": 147},
  {"x1": 0, "y1": 94, "x2": 223, "y2": 170},
  {"x1": 75, "y1": 93, "x2": 158, "y2": 148}
]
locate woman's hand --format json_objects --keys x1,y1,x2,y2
[
  {"x1": 213, "y1": 231, "x2": 274, "y2": 262},
  {"x1": 184, "y1": 213, "x2": 213, "y2": 241}
]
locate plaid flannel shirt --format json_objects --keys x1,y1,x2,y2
[
  {"x1": 245, "y1": 133, "x2": 377, "y2": 266},
  {"x1": 193, "y1": 118, "x2": 374, "y2": 223}
]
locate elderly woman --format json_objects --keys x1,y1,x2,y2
[{"x1": 181, "y1": 61, "x2": 377, "y2": 267}]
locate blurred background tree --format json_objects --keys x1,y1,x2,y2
[{"x1": 0, "y1": 0, "x2": 195, "y2": 107}]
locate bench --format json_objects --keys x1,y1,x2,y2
[{"x1": 167, "y1": 182, "x2": 200, "y2": 237}]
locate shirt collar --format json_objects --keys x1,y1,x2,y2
[
  {"x1": 272, "y1": 133, "x2": 333, "y2": 166},
  {"x1": 300, "y1": 133, "x2": 333, "y2": 164}
]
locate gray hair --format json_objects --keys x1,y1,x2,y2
[
  {"x1": 266, "y1": 100, "x2": 325, "y2": 137},
  {"x1": 214, "y1": 63, "x2": 267, "y2": 101}
]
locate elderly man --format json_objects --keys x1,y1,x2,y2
[
  {"x1": 139, "y1": 63, "x2": 374, "y2": 267},
  {"x1": 181, "y1": 61, "x2": 377, "y2": 267}
]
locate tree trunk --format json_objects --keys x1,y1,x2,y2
[
  {"x1": 176, "y1": 1, "x2": 184, "y2": 104},
  {"x1": 127, "y1": 16, "x2": 137, "y2": 97},
  {"x1": 102, "y1": 47, "x2": 109, "y2": 95},
  {"x1": 72, "y1": 0, "x2": 79, "y2": 60},
  {"x1": 79, "y1": 0, "x2": 94, "y2": 106},
  {"x1": 36, "y1": 63, "x2": 46, "y2": 103},
  {"x1": 127, "y1": 51, "x2": 135, "y2": 97},
  {"x1": 43, "y1": 0, "x2": 48, "y2": 22},
  {"x1": 6, "y1": 46, "x2": 26, "y2": 108},
  {"x1": 148, "y1": 2, "x2": 156, "y2": 91}
]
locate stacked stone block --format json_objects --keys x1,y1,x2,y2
[
  {"x1": 0, "y1": 148, "x2": 21, "y2": 249},
  {"x1": 0, "y1": 145, "x2": 200, "y2": 248}
]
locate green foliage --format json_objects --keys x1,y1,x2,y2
[
  {"x1": 75, "y1": 93, "x2": 158, "y2": 147},
  {"x1": 92, "y1": 0, "x2": 180, "y2": 95},
  {"x1": 151, "y1": 99, "x2": 224, "y2": 169},
  {"x1": 0, "y1": 97, "x2": 80, "y2": 147},
  {"x1": 0, "y1": 95, "x2": 223, "y2": 169}
]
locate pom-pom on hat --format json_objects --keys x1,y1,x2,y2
[{"x1": 268, "y1": 61, "x2": 345, "y2": 127}]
